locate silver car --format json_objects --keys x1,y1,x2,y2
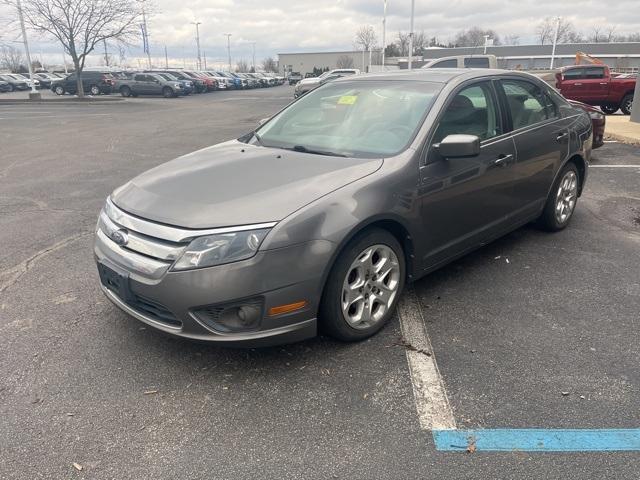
[
  {"x1": 294, "y1": 68, "x2": 360, "y2": 97},
  {"x1": 95, "y1": 69, "x2": 591, "y2": 346}
]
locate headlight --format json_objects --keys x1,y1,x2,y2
[
  {"x1": 172, "y1": 228, "x2": 270, "y2": 271},
  {"x1": 588, "y1": 110, "x2": 604, "y2": 121}
]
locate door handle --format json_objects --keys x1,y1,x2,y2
[
  {"x1": 575, "y1": 82, "x2": 583, "y2": 86},
  {"x1": 493, "y1": 154, "x2": 513, "y2": 167},
  {"x1": 556, "y1": 132, "x2": 569, "y2": 142},
  {"x1": 599, "y1": 82, "x2": 608, "y2": 85}
]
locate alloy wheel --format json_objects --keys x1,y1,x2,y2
[
  {"x1": 555, "y1": 170, "x2": 578, "y2": 224},
  {"x1": 341, "y1": 244, "x2": 401, "y2": 329}
]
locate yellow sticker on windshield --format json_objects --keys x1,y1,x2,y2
[{"x1": 338, "y1": 95, "x2": 358, "y2": 105}]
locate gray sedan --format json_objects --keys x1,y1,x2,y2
[{"x1": 95, "y1": 69, "x2": 592, "y2": 346}]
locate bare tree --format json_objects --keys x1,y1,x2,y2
[
  {"x1": 605, "y1": 26, "x2": 617, "y2": 43},
  {"x1": 411, "y1": 30, "x2": 428, "y2": 55},
  {"x1": 504, "y1": 34, "x2": 520, "y2": 45},
  {"x1": 397, "y1": 31, "x2": 410, "y2": 56},
  {"x1": 261, "y1": 56, "x2": 277, "y2": 72},
  {"x1": 336, "y1": 55, "x2": 354, "y2": 68},
  {"x1": 590, "y1": 26, "x2": 603, "y2": 43},
  {"x1": 354, "y1": 25, "x2": 377, "y2": 51},
  {"x1": 236, "y1": 59, "x2": 249, "y2": 73},
  {"x1": 536, "y1": 17, "x2": 576, "y2": 45},
  {"x1": 18, "y1": 0, "x2": 144, "y2": 96},
  {"x1": 0, "y1": 45, "x2": 25, "y2": 72},
  {"x1": 453, "y1": 27, "x2": 500, "y2": 47}
]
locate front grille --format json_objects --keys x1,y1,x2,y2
[{"x1": 127, "y1": 294, "x2": 182, "y2": 327}]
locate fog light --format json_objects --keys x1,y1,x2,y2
[{"x1": 192, "y1": 298, "x2": 263, "y2": 333}]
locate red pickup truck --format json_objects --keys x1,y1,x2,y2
[{"x1": 555, "y1": 65, "x2": 636, "y2": 115}]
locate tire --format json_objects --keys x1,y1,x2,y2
[
  {"x1": 120, "y1": 86, "x2": 131, "y2": 97},
  {"x1": 8, "y1": 84, "x2": 14, "y2": 92},
  {"x1": 319, "y1": 228, "x2": 405, "y2": 342},
  {"x1": 620, "y1": 94, "x2": 634, "y2": 115},
  {"x1": 537, "y1": 162, "x2": 580, "y2": 231},
  {"x1": 600, "y1": 104, "x2": 618, "y2": 115},
  {"x1": 162, "y1": 87, "x2": 174, "y2": 98},
  {"x1": 89, "y1": 84, "x2": 100, "y2": 96},
  {"x1": 53, "y1": 85, "x2": 64, "y2": 95}
]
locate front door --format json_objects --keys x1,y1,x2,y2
[{"x1": 419, "y1": 81, "x2": 518, "y2": 268}]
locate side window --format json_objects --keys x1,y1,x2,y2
[
  {"x1": 584, "y1": 67, "x2": 605, "y2": 79},
  {"x1": 464, "y1": 57, "x2": 490, "y2": 68},
  {"x1": 432, "y1": 82, "x2": 500, "y2": 144},
  {"x1": 431, "y1": 59, "x2": 457, "y2": 68},
  {"x1": 501, "y1": 80, "x2": 553, "y2": 130},
  {"x1": 562, "y1": 68, "x2": 584, "y2": 80}
]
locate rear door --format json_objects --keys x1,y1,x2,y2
[
  {"x1": 581, "y1": 66, "x2": 609, "y2": 103},
  {"x1": 133, "y1": 74, "x2": 149, "y2": 94},
  {"x1": 497, "y1": 78, "x2": 570, "y2": 219},
  {"x1": 419, "y1": 80, "x2": 518, "y2": 266}
]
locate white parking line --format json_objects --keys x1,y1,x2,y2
[
  {"x1": 397, "y1": 287, "x2": 456, "y2": 430},
  {"x1": 590, "y1": 165, "x2": 640, "y2": 168}
]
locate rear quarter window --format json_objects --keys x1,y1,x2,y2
[{"x1": 464, "y1": 57, "x2": 490, "y2": 68}]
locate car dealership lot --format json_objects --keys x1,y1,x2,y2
[{"x1": 1, "y1": 87, "x2": 639, "y2": 478}]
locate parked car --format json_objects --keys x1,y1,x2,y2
[
  {"x1": 0, "y1": 80, "x2": 11, "y2": 93},
  {"x1": 555, "y1": 64, "x2": 636, "y2": 115},
  {"x1": 95, "y1": 69, "x2": 591, "y2": 346},
  {"x1": 0, "y1": 74, "x2": 29, "y2": 91},
  {"x1": 184, "y1": 70, "x2": 216, "y2": 92},
  {"x1": 294, "y1": 68, "x2": 360, "y2": 97},
  {"x1": 237, "y1": 73, "x2": 260, "y2": 88},
  {"x1": 32, "y1": 72, "x2": 59, "y2": 89},
  {"x1": 216, "y1": 71, "x2": 244, "y2": 89},
  {"x1": 11, "y1": 74, "x2": 41, "y2": 89},
  {"x1": 288, "y1": 72, "x2": 302, "y2": 85},
  {"x1": 422, "y1": 54, "x2": 498, "y2": 69},
  {"x1": 117, "y1": 73, "x2": 183, "y2": 98},
  {"x1": 51, "y1": 71, "x2": 115, "y2": 95},
  {"x1": 203, "y1": 71, "x2": 232, "y2": 89},
  {"x1": 568, "y1": 99, "x2": 605, "y2": 148},
  {"x1": 154, "y1": 72, "x2": 193, "y2": 95}
]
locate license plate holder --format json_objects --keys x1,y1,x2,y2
[{"x1": 98, "y1": 262, "x2": 132, "y2": 303}]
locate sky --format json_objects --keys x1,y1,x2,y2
[{"x1": 1, "y1": 0, "x2": 640, "y2": 69}]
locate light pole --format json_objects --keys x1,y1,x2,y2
[
  {"x1": 15, "y1": 0, "x2": 39, "y2": 98},
  {"x1": 631, "y1": 78, "x2": 640, "y2": 123},
  {"x1": 550, "y1": 17, "x2": 560, "y2": 69},
  {"x1": 103, "y1": 40, "x2": 109, "y2": 66},
  {"x1": 408, "y1": 0, "x2": 415, "y2": 70},
  {"x1": 483, "y1": 35, "x2": 490, "y2": 54},
  {"x1": 381, "y1": 0, "x2": 387, "y2": 67},
  {"x1": 164, "y1": 45, "x2": 169, "y2": 68},
  {"x1": 223, "y1": 33, "x2": 232, "y2": 71},
  {"x1": 138, "y1": 0, "x2": 152, "y2": 68},
  {"x1": 250, "y1": 41, "x2": 256, "y2": 71},
  {"x1": 192, "y1": 21, "x2": 202, "y2": 70}
]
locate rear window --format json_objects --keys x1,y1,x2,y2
[
  {"x1": 584, "y1": 67, "x2": 605, "y2": 79},
  {"x1": 464, "y1": 57, "x2": 490, "y2": 68},
  {"x1": 431, "y1": 59, "x2": 457, "y2": 68}
]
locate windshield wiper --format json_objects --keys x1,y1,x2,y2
[{"x1": 291, "y1": 145, "x2": 347, "y2": 157}]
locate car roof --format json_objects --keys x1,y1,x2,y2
[{"x1": 331, "y1": 68, "x2": 534, "y2": 85}]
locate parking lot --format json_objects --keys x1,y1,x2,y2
[{"x1": 1, "y1": 86, "x2": 639, "y2": 479}]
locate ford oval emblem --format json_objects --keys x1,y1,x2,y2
[{"x1": 110, "y1": 229, "x2": 129, "y2": 246}]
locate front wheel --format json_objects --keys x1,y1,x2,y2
[
  {"x1": 600, "y1": 104, "x2": 618, "y2": 115},
  {"x1": 162, "y1": 87, "x2": 174, "y2": 98},
  {"x1": 53, "y1": 85, "x2": 64, "y2": 95},
  {"x1": 538, "y1": 163, "x2": 580, "y2": 231},
  {"x1": 319, "y1": 229, "x2": 405, "y2": 342},
  {"x1": 120, "y1": 86, "x2": 131, "y2": 97},
  {"x1": 89, "y1": 84, "x2": 100, "y2": 96},
  {"x1": 621, "y1": 94, "x2": 634, "y2": 115}
]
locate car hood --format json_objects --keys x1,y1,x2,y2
[{"x1": 111, "y1": 140, "x2": 383, "y2": 229}]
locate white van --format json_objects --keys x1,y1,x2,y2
[{"x1": 422, "y1": 55, "x2": 498, "y2": 69}]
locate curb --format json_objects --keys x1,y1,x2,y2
[{"x1": 0, "y1": 97, "x2": 125, "y2": 105}]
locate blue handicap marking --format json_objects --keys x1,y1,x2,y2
[{"x1": 432, "y1": 429, "x2": 640, "y2": 452}]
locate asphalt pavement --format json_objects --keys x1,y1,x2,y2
[{"x1": 1, "y1": 87, "x2": 639, "y2": 479}]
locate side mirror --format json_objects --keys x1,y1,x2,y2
[
  {"x1": 436, "y1": 134, "x2": 480, "y2": 158},
  {"x1": 258, "y1": 117, "x2": 270, "y2": 126}
]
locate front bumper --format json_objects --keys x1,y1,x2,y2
[{"x1": 94, "y1": 208, "x2": 334, "y2": 346}]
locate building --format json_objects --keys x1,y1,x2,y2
[{"x1": 279, "y1": 42, "x2": 640, "y2": 76}]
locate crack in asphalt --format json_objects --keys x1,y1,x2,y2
[{"x1": 0, "y1": 231, "x2": 93, "y2": 294}]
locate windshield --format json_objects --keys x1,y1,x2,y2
[{"x1": 253, "y1": 80, "x2": 442, "y2": 158}]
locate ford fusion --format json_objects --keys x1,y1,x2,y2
[{"x1": 95, "y1": 69, "x2": 591, "y2": 346}]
